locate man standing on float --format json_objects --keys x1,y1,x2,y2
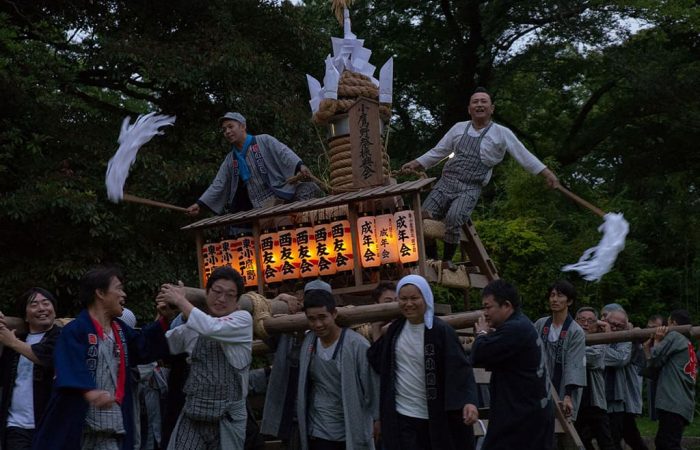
[{"x1": 402, "y1": 88, "x2": 559, "y2": 267}]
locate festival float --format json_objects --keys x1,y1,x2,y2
[{"x1": 180, "y1": 3, "x2": 500, "y2": 303}]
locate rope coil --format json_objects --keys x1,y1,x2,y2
[{"x1": 243, "y1": 292, "x2": 272, "y2": 340}]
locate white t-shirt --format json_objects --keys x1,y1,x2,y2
[
  {"x1": 7, "y1": 332, "x2": 45, "y2": 429},
  {"x1": 548, "y1": 323, "x2": 563, "y2": 342},
  {"x1": 394, "y1": 322, "x2": 428, "y2": 419},
  {"x1": 315, "y1": 336, "x2": 340, "y2": 361}
]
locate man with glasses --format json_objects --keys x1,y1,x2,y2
[
  {"x1": 574, "y1": 307, "x2": 616, "y2": 450},
  {"x1": 158, "y1": 266, "x2": 253, "y2": 450},
  {"x1": 186, "y1": 112, "x2": 321, "y2": 219},
  {"x1": 603, "y1": 307, "x2": 648, "y2": 450}
]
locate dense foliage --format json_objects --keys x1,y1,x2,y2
[{"x1": 1, "y1": 0, "x2": 698, "y2": 326}]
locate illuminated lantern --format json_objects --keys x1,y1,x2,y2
[
  {"x1": 375, "y1": 209, "x2": 399, "y2": 264},
  {"x1": 394, "y1": 208, "x2": 419, "y2": 264},
  {"x1": 357, "y1": 213, "x2": 381, "y2": 268},
  {"x1": 314, "y1": 220, "x2": 337, "y2": 276},
  {"x1": 201, "y1": 242, "x2": 222, "y2": 286},
  {"x1": 278, "y1": 226, "x2": 300, "y2": 280},
  {"x1": 237, "y1": 233, "x2": 259, "y2": 287},
  {"x1": 220, "y1": 239, "x2": 240, "y2": 270},
  {"x1": 329, "y1": 216, "x2": 354, "y2": 272},
  {"x1": 296, "y1": 223, "x2": 318, "y2": 278},
  {"x1": 259, "y1": 229, "x2": 283, "y2": 284}
]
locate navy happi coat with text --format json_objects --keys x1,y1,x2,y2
[{"x1": 32, "y1": 309, "x2": 170, "y2": 450}]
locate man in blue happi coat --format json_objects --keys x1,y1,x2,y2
[
  {"x1": 186, "y1": 112, "x2": 321, "y2": 218},
  {"x1": 32, "y1": 266, "x2": 173, "y2": 450}
]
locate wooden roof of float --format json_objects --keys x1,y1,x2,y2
[{"x1": 181, "y1": 178, "x2": 436, "y2": 231}]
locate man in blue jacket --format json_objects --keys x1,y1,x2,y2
[{"x1": 32, "y1": 266, "x2": 172, "y2": 450}]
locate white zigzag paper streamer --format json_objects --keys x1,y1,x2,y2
[
  {"x1": 562, "y1": 212, "x2": 629, "y2": 282},
  {"x1": 105, "y1": 113, "x2": 176, "y2": 202}
]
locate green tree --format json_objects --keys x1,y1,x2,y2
[{"x1": 0, "y1": 1, "x2": 328, "y2": 318}]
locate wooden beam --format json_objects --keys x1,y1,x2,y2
[{"x1": 585, "y1": 325, "x2": 700, "y2": 345}]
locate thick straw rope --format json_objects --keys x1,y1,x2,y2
[
  {"x1": 244, "y1": 292, "x2": 272, "y2": 340},
  {"x1": 313, "y1": 71, "x2": 391, "y2": 125},
  {"x1": 314, "y1": 70, "x2": 393, "y2": 192}
]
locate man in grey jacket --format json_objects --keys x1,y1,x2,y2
[
  {"x1": 187, "y1": 112, "x2": 320, "y2": 217},
  {"x1": 297, "y1": 286, "x2": 378, "y2": 450},
  {"x1": 603, "y1": 307, "x2": 648, "y2": 450},
  {"x1": 643, "y1": 309, "x2": 696, "y2": 450},
  {"x1": 574, "y1": 307, "x2": 616, "y2": 450},
  {"x1": 533, "y1": 280, "x2": 586, "y2": 421}
]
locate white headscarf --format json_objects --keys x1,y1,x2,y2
[{"x1": 396, "y1": 274, "x2": 434, "y2": 329}]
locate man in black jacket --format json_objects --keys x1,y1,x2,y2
[{"x1": 471, "y1": 279, "x2": 554, "y2": 450}]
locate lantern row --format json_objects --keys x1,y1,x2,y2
[{"x1": 201, "y1": 210, "x2": 419, "y2": 286}]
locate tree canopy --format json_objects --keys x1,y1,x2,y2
[{"x1": 1, "y1": 0, "x2": 698, "y2": 325}]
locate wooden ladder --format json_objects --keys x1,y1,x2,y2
[{"x1": 473, "y1": 368, "x2": 585, "y2": 449}]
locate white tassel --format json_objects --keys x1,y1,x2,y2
[
  {"x1": 105, "y1": 113, "x2": 176, "y2": 203},
  {"x1": 562, "y1": 213, "x2": 630, "y2": 282}
]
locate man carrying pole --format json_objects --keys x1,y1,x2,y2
[
  {"x1": 642, "y1": 309, "x2": 697, "y2": 450},
  {"x1": 471, "y1": 279, "x2": 554, "y2": 450}
]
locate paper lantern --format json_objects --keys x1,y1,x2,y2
[
  {"x1": 357, "y1": 213, "x2": 381, "y2": 268},
  {"x1": 394, "y1": 208, "x2": 419, "y2": 264},
  {"x1": 296, "y1": 223, "x2": 319, "y2": 278},
  {"x1": 259, "y1": 229, "x2": 283, "y2": 284},
  {"x1": 201, "y1": 242, "x2": 222, "y2": 285},
  {"x1": 329, "y1": 217, "x2": 354, "y2": 272},
  {"x1": 314, "y1": 220, "x2": 337, "y2": 276},
  {"x1": 236, "y1": 233, "x2": 258, "y2": 287},
  {"x1": 278, "y1": 226, "x2": 300, "y2": 280},
  {"x1": 375, "y1": 210, "x2": 399, "y2": 264}
]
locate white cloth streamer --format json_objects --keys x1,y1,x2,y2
[
  {"x1": 105, "y1": 113, "x2": 176, "y2": 202},
  {"x1": 562, "y1": 212, "x2": 629, "y2": 282}
]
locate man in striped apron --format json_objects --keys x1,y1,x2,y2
[
  {"x1": 402, "y1": 88, "x2": 559, "y2": 267},
  {"x1": 158, "y1": 266, "x2": 253, "y2": 450}
]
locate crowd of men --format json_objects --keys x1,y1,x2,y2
[
  {"x1": 0, "y1": 89, "x2": 695, "y2": 449},
  {"x1": 0, "y1": 269, "x2": 696, "y2": 450}
]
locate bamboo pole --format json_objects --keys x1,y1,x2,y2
[
  {"x1": 555, "y1": 186, "x2": 605, "y2": 218},
  {"x1": 585, "y1": 325, "x2": 700, "y2": 345},
  {"x1": 122, "y1": 193, "x2": 188, "y2": 213},
  {"x1": 7, "y1": 287, "x2": 695, "y2": 348}
]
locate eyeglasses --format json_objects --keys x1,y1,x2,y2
[
  {"x1": 576, "y1": 318, "x2": 597, "y2": 324},
  {"x1": 210, "y1": 288, "x2": 238, "y2": 301},
  {"x1": 607, "y1": 321, "x2": 626, "y2": 330}
]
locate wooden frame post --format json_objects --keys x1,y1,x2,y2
[
  {"x1": 252, "y1": 221, "x2": 265, "y2": 294},
  {"x1": 348, "y1": 201, "x2": 363, "y2": 288},
  {"x1": 195, "y1": 230, "x2": 205, "y2": 288},
  {"x1": 412, "y1": 191, "x2": 427, "y2": 277}
]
